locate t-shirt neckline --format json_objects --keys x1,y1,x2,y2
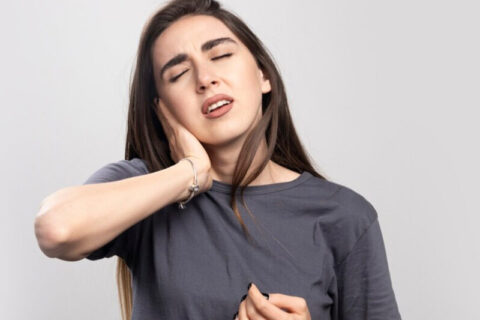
[{"x1": 209, "y1": 171, "x2": 312, "y2": 195}]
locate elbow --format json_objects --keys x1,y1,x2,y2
[
  {"x1": 34, "y1": 188, "x2": 91, "y2": 261},
  {"x1": 34, "y1": 205, "x2": 71, "y2": 259}
]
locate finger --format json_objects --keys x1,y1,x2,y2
[
  {"x1": 244, "y1": 284, "x2": 268, "y2": 320},
  {"x1": 154, "y1": 97, "x2": 173, "y2": 129},
  {"x1": 154, "y1": 98, "x2": 182, "y2": 162},
  {"x1": 157, "y1": 98, "x2": 180, "y2": 126},
  {"x1": 267, "y1": 293, "x2": 309, "y2": 315},
  {"x1": 245, "y1": 295, "x2": 268, "y2": 320},
  {"x1": 153, "y1": 98, "x2": 167, "y2": 132},
  {"x1": 238, "y1": 300, "x2": 248, "y2": 320},
  {"x1": 247, "y1": 283, "x2": 288, "y2": 320}
]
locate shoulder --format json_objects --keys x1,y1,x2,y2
[
  {"x1": 331, "y1": 181, "x2": 378, "y2": 225},
  {"x1": 305, "y1": 174, "x2": 377, "y2": 224},
  {"x1": 309, "y1": 177, "x2": 379, "y2": 258},
  {"x1": 83, "y1": 157, "x2": 149, "y2": 184}
]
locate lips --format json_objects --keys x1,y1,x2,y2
[{"x1": 202, "y1": 94, "x2": 234, "y2": 114}]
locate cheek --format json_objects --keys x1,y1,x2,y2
[
  {"x1": 231, "y1": 58, "x2": 264, "y2": 100},
  {"x1": 173, "y1": 105, "x2": 196, "y2": 126},
  {"x1": 236, "y1": 70, "x2": 264, "y2": 110},
  {"x1": 168, "y1": 99, "x2": 203, "y2": 132},
  {"x1": 164, "y1": 93, "x2": 193, "y2": 117}
]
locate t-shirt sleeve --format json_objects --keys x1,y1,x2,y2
[
  {"x1": 328, "y1": 211, "x2": 402, "y2": 319},
  {"x1": 81, "y1": 158, "x2": 148, "y2": 264}
]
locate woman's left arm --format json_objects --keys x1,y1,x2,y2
[{"x1": 333, "y1": 217, "x2": 402, "y2": 319}]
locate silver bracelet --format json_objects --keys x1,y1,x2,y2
[{"x1": 177, "y1": 158, "x2": 200, "y2": 209}]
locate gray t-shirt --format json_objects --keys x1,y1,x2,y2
[{"x1": 83, "y1": 158, "x2": 401, "y2": 320}]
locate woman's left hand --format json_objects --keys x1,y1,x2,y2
[{"x1": 233, "y1": 283, "x2": 312, "y2": 320}]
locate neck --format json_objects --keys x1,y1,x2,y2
[{"x1": 203, "y1": 137, "x2": 276, "y2": 186}]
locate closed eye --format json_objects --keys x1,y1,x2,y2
[
  {"x1": 169, "y1": 53, "x2": 233, "y2": 83},
  {"x1": 211, "y1": 53, "x2": 233, "y2": 61}
]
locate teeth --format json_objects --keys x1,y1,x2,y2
[{"x1": 207, "y1": 99, "x2": 231, "y2": 113}]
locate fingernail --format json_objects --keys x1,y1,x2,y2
[
  {"x1": 232, "y1": 311, "x2": 238, "y2": 319},
  {"x1": 247, "y1": 282, "x2": 252, "y2": 290},
  {"x1": 240, "y1": 294, "x2": 247, "y2": 302},
  {"x1": 261, "y1": 292, "x2": 270, "y2": 300}
]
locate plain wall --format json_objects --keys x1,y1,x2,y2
[{"x1": 1, "y1": 0, "x2": 479, "y2": 319}]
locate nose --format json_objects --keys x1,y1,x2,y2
[{"x1": 195, "y1": 65, "x2": 219, "y2": 92}]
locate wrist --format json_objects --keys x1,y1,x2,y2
[{"x1": 176, "y1": 157, "x2": 201, "y2": 209}]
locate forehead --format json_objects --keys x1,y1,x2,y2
[{"x1": 153, "y1": 15, "x2": 239, "y2": 63}]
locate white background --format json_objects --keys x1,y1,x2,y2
[{"x1": 1, "y1": 0, "x2": 479, "y2": 319}]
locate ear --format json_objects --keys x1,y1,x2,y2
[{"x1": 258, "y1": 68, "x2": 271, "y2": 94}]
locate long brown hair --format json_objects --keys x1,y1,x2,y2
[{"x1": 116, "y1": 0, "x2": 328, "y2": 319}]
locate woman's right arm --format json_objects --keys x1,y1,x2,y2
[{"x1": 34, "y1": 159, "x2": 209, "y2": 261}]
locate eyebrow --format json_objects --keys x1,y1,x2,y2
[{"x1": 159, "y1": 37, "x2": 238, "y2": 80}]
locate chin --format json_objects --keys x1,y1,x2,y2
[
  {"x1": 201, "y1": 128, "x2": 250, "y2": 148},
  {"x1": 198, "y1": 113, "x2": 260, "y2": 147}
]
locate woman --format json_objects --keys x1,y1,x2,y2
[{"x1": 34, "y1": 0, "x2": 402, "y2": 319}]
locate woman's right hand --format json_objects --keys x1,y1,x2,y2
[{"x1": 154, "y1": 97, "x2": 213, "y2": 194}]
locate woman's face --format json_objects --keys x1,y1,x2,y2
[{"x1": 152, "y1": 14, "x2": 271, "y2": 147}]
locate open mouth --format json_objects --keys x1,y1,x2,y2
[
  {"x1": 206, "y1": 100, "x2": 233, "y2": 114},
  {"x1": 203, "y1": 100, "x2": 234, "y2": 119}
]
